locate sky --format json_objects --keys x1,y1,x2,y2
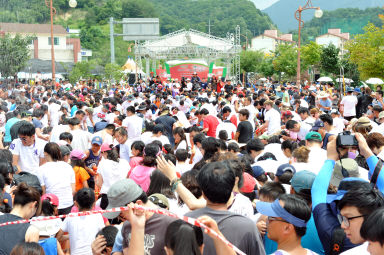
[{"x1": 252, "y1": 0, "x2": 280, "y2": 10}]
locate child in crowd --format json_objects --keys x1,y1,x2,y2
[
  {"x1": 84, "y1": 136, "x2": 103, "y2": 190},
  {"x1": 129, "y1": 140, "x2": 145, "y2": 170},
  {"x1": 58, "y1": 188, "x2": 105, "y2": 255},
  {"x1": 70, "y1": 150, "x2": 90, "y2": 192}
]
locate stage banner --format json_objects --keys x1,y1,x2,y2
[
  {"x1": 156, "y1": 68, "x2": 168, "y2": 83},
  {"x1": 166, "y1": 59, "x2": 209, "y2": 80}
]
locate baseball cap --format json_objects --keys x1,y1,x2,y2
[
  {"x1": 101, "y1": 143, "x2": 112, "y2": 152},
  {"x1": 330, "y1": 158, "x2": 360, "y2": 187},
  {"x1": 41, "y1": 193, "x2": 59, "y2": 207},
  {"x1": 240, "y1": 173, "x2": 257, "y2": 193},
  {"x1": 252, "y1": 165, "x2": 265, "y2": 178},
  {"x1": 311, "y1": 120, "x2": 324, "y2": 131},
  {"x1": 354, "y1": 87, "x2": 361, "y2": 93},
  {"x1": 70, "y1": 150, "x2": 86, "y2": 160},
  {"x1": 305, "y1": 131, "x2": 322, "y2": 142},
  {"x1": 379, "y1": 111, "x2": 384, "y2": 120},
  {"x1": 281, "y1": 111, "x2": 293, "y2": 119},
  {"x1": 91, "y1": 136, "x2": 103, "y2": 146},
  {"x1": 59, "y1": 145, "x2": 71, "y2": 156},
  {"x1": 148, "y1": 193, "x2": 169, "y2": 209},
  {"x1": 103, "y1": 179, "x2": 143, "y2": 219},
  {"x1": 256, "y1": 199, "x2": 307, "y2": 227},
  {"x1": 276, "y1": 163, "x2": 296, "y2": 177},
  {"x1": 291, "y1": 171, "x2": 316, "y2": 193},
  {"x1": 330, "y1": 109, "x2": 340, "y2": 115}
]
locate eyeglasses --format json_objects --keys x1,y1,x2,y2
[
  {"x1": 19, "y1": 136, "x2": 29, "y2": 142},
  {"x1": 267, "y1": 216, "x2": 288, "y2": 224},
  {"x1": 149, "y1": 196, "x2": 168, "y2": 209},
  {"x1": 337, "y1": 214, "x2": 366, "y2": 228}
]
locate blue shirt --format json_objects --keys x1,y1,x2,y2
[
  {"x1": 301, "y1": 215, "x2": 325, "y2": 255},
  {"x1": 319, "y1": 99, "x2": 331, "y2": 112},
  {"x1": 4, "y1": 117, "x2": 20, "y2": 143}
]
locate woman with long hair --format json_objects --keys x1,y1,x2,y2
[
  {"x1": 38, "y1": 142, "x2": 75, "y2": 215},
  {"x1": 129, "y1": 143, "x2": 160, "y2": 192},
  {"x1": 0, "y1": 183, "x2": 41, "y2": 254},
  {"x1": 173, "y1": 127, "x2": 188, "y2": 152}
]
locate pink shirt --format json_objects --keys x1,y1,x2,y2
[
  {"x1": 129, "y1": 165, "x2": 155, "y2": 192},
  {"x1": 129, "y1": 156, "x2": 143, "y2": 170}
]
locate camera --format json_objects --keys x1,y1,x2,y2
[
  {"x1": 336, "y1": 131, "x2": 358, "y2": 148},
  {"x1": 279, "y1": 130, "x2": 289, "y2": 139}
]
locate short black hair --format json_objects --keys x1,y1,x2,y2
[
  {"x1": 222, "y1": 106, "x2": 231, "y2": 114},
  {"x1": 246, "y1": 139, "x2": 264, "y2": 153},
  {"x1": 97, "y1": 226, "x2": 119, "y2": 247},
  {"x1": 18, "y1": 122, "x2": 35, "y2": 136},
  {"x1": 227, "y1": 142, "x2": 239, "y2": 153},
  {"x1": 319, "y1": 114, "x2": 333, "y2": 125},
  {"x1": 59, "y1": 132, "x2": 73, "y2": 142},
  {"x1": 361, "y1": 208, "x2": 384, "y2": 245},
  {"x1": 200, "y1": 108, "x2": 209, "y2": 115},
  {"x1": 259, "y1": 181, "x2": 285, "y2": 201},
  {"x1": 68, "y1": 117, "x2": 80, "y2": 126},
  {"x1": 286, "y1": 120, "x2": 298, "y2": 130},
  {"x1": 280, "y1": 194, "x2": 311, "y2": 237},
  {"x1": 298, "y1": 107, "x2": 309, "y2": 115},
  {"x1": 239, "y1": 109, "x2": 249, "y2": 119},
  {"x1": 338, "y1": 186, "x2": 384, "y2": 220},
  {"x1": 196, "y1": 161, "x2": 235, "y2": 204},
  {"x1": 193, "y1": 133, "x2": 205, "y2": 145},
  {"x1": 218, "y1": 130, "x2": 228, "y2": 141},
  {"x1": 75, "y1": 188, "x2": 95, "y2": 210},
  {"x1": 126, "y1": 106, "x2": 136, "y2": 114},
  {"x1": 175, "y1": 149, "x2": 188, "y2": 161}
]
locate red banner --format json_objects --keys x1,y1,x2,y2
[
  {"x1": 169, "y1": 63, "x2": 209, "y2": 81},
  {"x1": 156, "y1": 68, "x2": 168, "y2": 83}
]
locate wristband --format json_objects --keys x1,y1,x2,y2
[{"x1": 170, "y1": 178, "x2": 181, "y2": 192}]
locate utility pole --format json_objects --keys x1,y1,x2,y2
[
  {"x1": 206, "y1": 19, "x2": 214, "y2": 36},
  {"x1": 110, "y1": 17, "x2": 115, "y2": 64}
]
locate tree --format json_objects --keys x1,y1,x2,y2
[
  {"x1": 273, "y1": 44, "x2": 297, "y2": 77},
  {"x1": 258, "y1": 55, "x2": 275, "y2": 77},
  {"x1": 69, "y1": 61, "x2": 95, "y2": 83},
  {"x1": 122, "y1": 0, "x2": 157, "y2": 18},
  {"x1": 0, "y1": 33, "x2": 32, "y2": 80},
  {"x1": 104, "y1": 63, "x2": 124, "y2": 81},
  {"x1": 320, "y1": 43, "x2": 340, "y2": 76},
  {"x1": 346, "y1": 22, "x2": 384, "y2": 80},
  {"x1": 301, "y1": 41, "x2": 322, "y2": 70},
  {"x1": 240, "y1": 50, "x2": 264, "y2": 73}
]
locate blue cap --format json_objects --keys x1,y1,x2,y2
[
  {"x1": 91, "y1": 136, "x2": 103, "y2": 145},
  {"x1": 256, "y1": 199, "x2": 307, "y2": 227},
  {"x1": 252, "y1": 165, "x2": 265, "y2": 178},
  {"x1": 354, "y1": 87, "x2": 361, "y2": 93},
  {"x1": 311, "y1": 120, "x2": 324, "y2": 131},
  {"x1": 276, "y1": 163, "x2": 296, "y2": 177},
  {"x1": 326, "y1": 177, "x2": 369, "y2": 203}
]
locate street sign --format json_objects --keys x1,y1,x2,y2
[{"x1": 122, "y1": 18, "x2": 159, "y2": 41}]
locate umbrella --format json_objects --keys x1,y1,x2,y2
[
  {"x1": 317, "y1": 77, "x2": 333, "y2": 82},
  {"x1": 336, "y1": 78, "x2": 353, "y2": 83},
  {"x1": 366, "y1": 78, "x2": 384, "y2": 85},
  {"x1": 259, "y1": 78, "x2": 267, "y2": 81}
]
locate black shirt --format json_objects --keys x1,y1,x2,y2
[{"x1": 237, "y1": 120, "x2": 253, "y2": 143}]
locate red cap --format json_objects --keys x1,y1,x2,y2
[
  {"x1": 281, "y1": 111, "x2": 293, "y2": 118},
  {"x1": 41, "y1": 193, "x2": 59, "y2": 207},
  {"x1": 240, "y1": 173, "x2": 257, "y2": 193}
]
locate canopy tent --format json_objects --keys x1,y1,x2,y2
[
  {"x1": 135, "y1": 27, "x2": 241, "y2": 82},
  {"x1": 317, "y1": 77, "x2": 333, "y2": 82},
  {"x1": 122, "y1": 57, "x2": 145, "y2": 74}
]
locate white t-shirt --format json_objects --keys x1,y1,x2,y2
[
  {"x1": 122, "y1": 115, "x2": 143, "y2": 140},
  {"x1": 61, "y1": 214, "x2": 105, "y2": 255},
  {"x1": 229, "y1": 193, "x2": 254, "y2": 218},
  {"x1": 297, "y1": 123, "x2": 312, "y2": 141},
  {"x1": 10, "y1": 138, "x2": 45, "y2": 176},
  {"x1": 119, "y1": 139, "x2": 132, "y2": 163},
  {"x1": 216, "y1": 121, "x2": 236, "y2": 140},
  {"x1": 370, "y1": 123, "x2": 384, "y2": 135},
  {"x1": 333, "y1": 117, "x2": 345, "y2": 134},
  {"x1": 265, "y1": 108, "x2": 281, "y2": 135},
  {"x1": 50, "y1": 124, "x2": 70, "y2": 143},
  {"x1": 145, "y1": 135, "x2": 170, "y2": 146},
  {"x1": 176, "y1": 162, "x2": 193, "y2": 175},
  {"x1": 93, "y1": 130, "x2": 113, "y2": 145},
  {"x1": 98, "y1": 158, "x2": 130, "y2": 194},
  {"x1": 340, "y1": 242, "x2": 368, "y2": 255},
  {"x1": 70, "y1": 129, "x2": 92, "y2": 152},
  {"x1": 175, "y1": 140, "x2": 187, "y2": 151},
  {"x1": 49, "y1": 103, "x2": 61, "y2": 127},
  {"x1": 340, "y1": 95, "x2": 358, "y2": 117},
  {"x1": 307, "y1": 146, "x2": 327, "y2": 175},
  {"x1": 38, "y1": 161, "x2": 75, "y2": 209}
]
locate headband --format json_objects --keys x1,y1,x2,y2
[{"x1": 271, "y1": 199, "x2": 307, "y2": 228}]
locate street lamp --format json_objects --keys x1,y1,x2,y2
[
  {"x1": 295, "y1": 0, "x2": 322, "y2": 86},
  {"x1": 45, "y1": 0, "x2": 77, "y2": 82}
]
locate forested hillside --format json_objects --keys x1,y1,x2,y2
[{"x1": 1, "y1": 0, "x2": 273, "y2": 65}]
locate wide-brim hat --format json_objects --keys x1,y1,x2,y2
[{"x1": 317, "y1": 91, "x2": 329, "y2": 98}]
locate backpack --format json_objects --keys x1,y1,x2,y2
[{"x1": 11, "y1": 171, "x2": 42, "y2": 194}]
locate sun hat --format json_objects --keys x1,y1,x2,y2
[
  {"x1": 148, "y1": 193, "x2": 169, "y2": 209},
  {"x1": 330, "y1": 158, "x2": 360, "y2": 187},
  {"x1": 70, "y1": 150, "x2": 86, "y2": 160},
  {"x1": 103, "y1": 179, "x2": 143, "y2": 219},
  {"x1": 256, "y1": 199, "x2": 307, "y2": 227},
  {"x1": 317, "y1": 91, "x2": 329, "y2": 98},
  {"x1": 91, "y1": 136, "x2": 103, "y2": 146},
  {"x1": 305, "y1": 131, "x2": 322, "y2": 142},
  {"x1": 291, "y1": 171, "x2": 316, "y2": 193}
]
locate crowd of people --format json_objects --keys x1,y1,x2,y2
[{"x1": 0, "y1": 75, "x2": 383, "y2": 255}]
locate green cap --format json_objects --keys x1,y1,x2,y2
[
  {"x1": 291, "y1": 170, "x2": 316, "y2": 193},
  {"x1": 305, "y1": 131, "x2": 322, "y2": 142}
]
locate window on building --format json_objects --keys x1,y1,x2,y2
[{"x1": 48, "y1": 37, "x2": 59, "y2": 45}]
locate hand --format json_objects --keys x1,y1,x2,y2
[
  {"x1": 326, "y1": 138, "x2": 340, "y2": 161},
  {"x1": 126, "y1": 203, "x2": 146, "y2": 229},
  {"x1": 156, "y1": 155, "x2": 178, "y2": 181},
  {"x1": 197, "y1": 215, "x2": 223, "y2": 239},
  {"x1": 91, "y1": 235, "x2": 107, "y2": 255},
  {"x1": 256, "y1": 220, "x2": 267, "y2": 235},
  {"x1": 355, "y1": 133, "x2": 374, "y2": 158}
]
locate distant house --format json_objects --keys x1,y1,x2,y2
[
  {"x1": 316, "y1": 28, "x2": 350, "y2": 55},
  {"x1": 250, "y1": 30, "x2": 294, "y2": 54},
  {"x1": 0, "y1": 22, "x2": 92, "y2": 63}
]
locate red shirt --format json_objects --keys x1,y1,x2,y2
[
  {"x1": 230, "y1": 114, "x2": 238, "y2": 127},
  {"x1": 203, "y1": 115, "x2": 219, "y2": 137}
]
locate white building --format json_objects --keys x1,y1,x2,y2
[
  {"x1": 0, "y1": 22, "x2": 92, "y2": 63},
  {"x1": 250, "y1": 30, "x2": 294, "y2": 54},
  {"x1": 316, "y1": 28, "x2": 350, "y2": 55}
]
